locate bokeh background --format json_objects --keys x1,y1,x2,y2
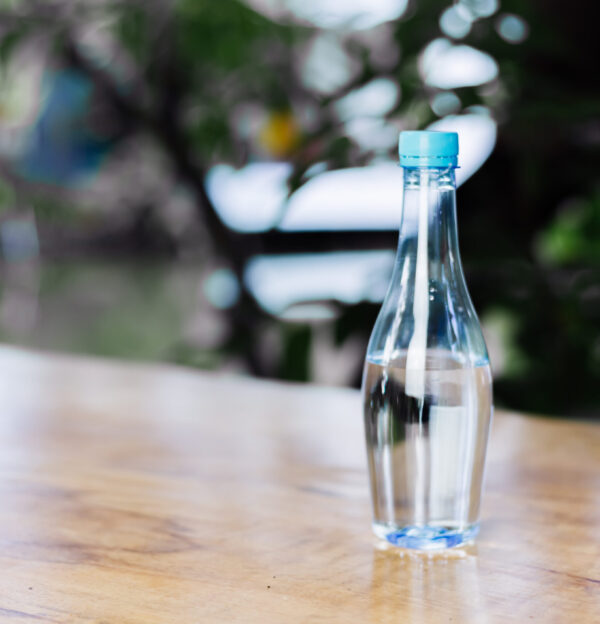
[{"x1": 0, "y1": 0, "x2": 598, "y2": 417}]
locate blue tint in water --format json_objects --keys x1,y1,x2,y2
[{"x1": 376, "y1": 523, "x2": 479, "y2": 550}]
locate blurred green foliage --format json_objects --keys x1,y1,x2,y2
[{"x1": 536, "y1": 192, "x2": 600, "y2": 266}]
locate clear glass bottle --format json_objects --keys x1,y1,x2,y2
[{"x1": 362, "y1": 131, "x2": 493, "y2": 550}]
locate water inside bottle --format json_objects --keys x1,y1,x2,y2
[{"x1": 363, "y1": 349, "x2": 492, "y2": 549}]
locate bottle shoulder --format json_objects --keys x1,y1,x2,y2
[{"x1": 366, "y1": 279, "x2": 489, "y2": 365}]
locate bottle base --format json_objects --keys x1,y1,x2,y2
[{"x1": 372, "y1": 521, "x2": 479, "y2": 550}]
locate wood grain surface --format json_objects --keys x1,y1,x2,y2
[{"x1": 0, "y1": 346, "x2": 598, "y2": 623}]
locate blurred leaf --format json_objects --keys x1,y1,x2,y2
[
  {"x1": 0, "y1": 176, "x2": 16, "y2": 211},
  {"x1": 0, "y1": 27, "x2": 27, "y2": 67},
  {"x1": 535, "y1": 193, "x2": 600, "y2": 266},
  {"x1": 188, "y1": 109, "x2": 232, "y2": 161},
  {"x1": 112, "y1": 3, "x2": 149, "y2": 64}
]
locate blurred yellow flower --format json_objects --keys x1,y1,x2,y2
[{"x1": 258, "y1": 111, "x2": 300, "y2": 157}]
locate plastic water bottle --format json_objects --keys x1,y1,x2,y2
[{"x1": 362, "y1": 131, "x2": 493, "y2": 550}]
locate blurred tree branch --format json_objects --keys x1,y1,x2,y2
[
  {"x1": 64, "y1": 34, "x2": 271, "y2": 374},
  {"x1": 0, "y1": 0, "x2": 272, "y2": 375}
]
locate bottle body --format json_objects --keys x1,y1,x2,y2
[{"x1": 362, "y1": 164, "x2": 493, "y2": 549}]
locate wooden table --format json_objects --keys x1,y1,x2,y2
[{"x1": 0, "y1": 347, "x2": 598, "y2": 623}]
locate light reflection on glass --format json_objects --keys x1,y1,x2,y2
[{"x1": 368, "y1": 544, "x2": 489, "y2": 623}]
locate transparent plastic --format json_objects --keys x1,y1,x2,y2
[{"x1": 362, "y1": 167, "x2": 493, "y2": 550}]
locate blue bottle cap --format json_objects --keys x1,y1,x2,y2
[{"x1": 399, "y1": 131, "x2": 458, "y2": 168}]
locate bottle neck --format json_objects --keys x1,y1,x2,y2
[
  {"x1": 398, "y1": 167, "x2": 461, "y2": 279},
  {"x1": 397, "y1": 167, "x2": 463, "y2": 389}
]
